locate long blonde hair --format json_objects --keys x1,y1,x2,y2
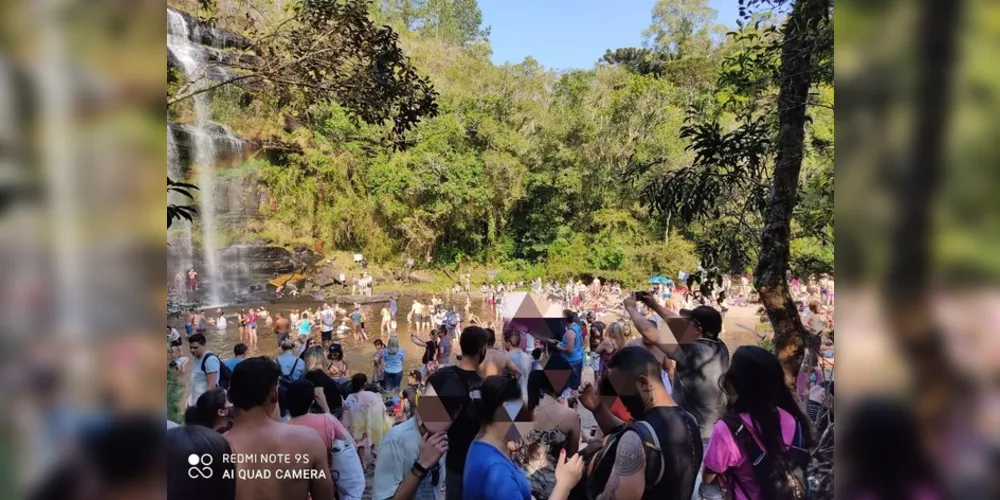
[
  {"x1": 304, "y1": 346, "x2": 328, "y2": 372},
  {"x1": 607, "y1": 322, "x2": 625, "y2": 349}
]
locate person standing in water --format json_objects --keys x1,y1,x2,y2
[
  {"x1": 245, "y1": 308, "x2": 258, "y2": 352},
  {"x1": 188, "y1": 267, "x2": 198, "y2": 293},
  {"x1": 195, "y1": 310, "x2": 209, "y2": 336},
  {"x1": 215, "y1": 309, "x2": 228, "y2": 332},
  {"x1": 319, "y1": 304, "x2": 335, "y2": 351},
  {"x1": 296, "y1": 310, "x2": 313, "y2": 352},
  {"x1": 381, "y1": 304, "x2": 392, "y2": 337},
  {"x1": 237, "y1": 309, "x2": 247, "y2": 344},
  {"x1": 408, "y1": 300, "x2": 425, "y2": 332},
  {"x1": 274, "y1": 312, "x2": 291, "y2": 347},
  {"x1": 185, "y1": 309, "x2": 196, "y2": 338}
]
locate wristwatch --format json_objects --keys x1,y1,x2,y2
[{"x1": 411, "y1": 461, "x2": 429, "y2": 479}]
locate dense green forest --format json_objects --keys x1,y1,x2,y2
[{"x1": 167, "y1": 0, "x2": 833, "y2": 284}]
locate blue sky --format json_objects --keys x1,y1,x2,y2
[{"x1": 478, "y1": 0, "x2": 740, "y2": 70}]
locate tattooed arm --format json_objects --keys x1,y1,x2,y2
[{"x1": 597, "y1": 430, "x2": 646, "y2": 500}]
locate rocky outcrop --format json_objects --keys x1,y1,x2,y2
[
  {"x1": 408, "y1": 270, "x2": 435, "y2": 284},
  {"x1": 220, "y1": 245, "x2": 296, "y2": 276},
  {"x1": 309, "y1": 266, "x2": 343, "y2": 288},
  {"x1": 168, "y1": 122, "x2": 258, "y2": 166},
  {"x1": 290, "y1": 246, "x2": 324, "y2": 271},
  {"x1": 168, "y1": 8, "x2": 252, "y2": 51}
]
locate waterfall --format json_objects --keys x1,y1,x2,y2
[
  {"x1": 167, "y1": 128, "x2": 194, "y2": 291},
  {"x1": 168, "y1": 8, "x2": 224, "y2": 305}
]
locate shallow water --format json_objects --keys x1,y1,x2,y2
[{"x1": 170, "y1": 292, "x2": 494, "y2": 375}]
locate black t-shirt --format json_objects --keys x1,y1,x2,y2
[
  {"x1": 422, "y1": 339, "x2": 438, "y2": 364},
  {"x1": 638, "y1": 406, "x2": 703, "y2": 500},
  {"x1": 427, "y1": 365, "x2": 482, "y2": 472},
  {"x1": 304, "y1": 369, "x2": 343, "y2": 413},
  {"x1": 670, "y1": 339, "x2": 730, "y2": 439}
]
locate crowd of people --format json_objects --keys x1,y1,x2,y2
[{"x1": 168, "y1": 270, "x2": 837, "y2": 500}]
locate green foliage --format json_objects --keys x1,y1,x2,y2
[
  {"x1": 167, "y1": 178, "x2": 199, "y2": 228},
  {"x1": 643, "y1": 0, "x2": 719, "y2": 58},
  {"x1": 630, "y1": 16, "x2": 833, "y2": 273},
  {"x1": 167, "y1": 367, "x2": 184, "y2": 424},
  {"x1": 181, "y1": 0, "x2": 831, "y2": 281}
]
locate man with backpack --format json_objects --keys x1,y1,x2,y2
[
  {"x1": 578, "y1": 346, "x2": 702, "y2": 500},
  {"x1": 276, "y1": 340, "x2": 305, "y2": 416},
  {"x1": 187, "y1": 333, "x2": 233, "y2": 406}
]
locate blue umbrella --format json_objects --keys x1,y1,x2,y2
[{"x1": 648, "y1": 276, "x2": 669, "y2": 284}]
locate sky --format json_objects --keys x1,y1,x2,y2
[{"x1": 478, "y1": 0, "x2": 740, "y2": 70}]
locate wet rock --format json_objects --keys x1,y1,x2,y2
[
  {"x1": 169, "y1": 8, "x2": 252, "y2": 51},
  {"x1": 168, "y1": 122, "x2": 256, "y2": 165}
]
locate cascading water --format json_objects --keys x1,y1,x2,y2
[
  {"x1": 168, "y1": 8, "x2": 224, "y2": 305},
  {"x1": 167, "y1": 128, "x2": 194, "y2": 293}
]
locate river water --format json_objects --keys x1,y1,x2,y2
[{"x1": 170, "y1": 292, "x2": 493, "y2": 375}]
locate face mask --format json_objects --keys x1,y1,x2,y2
[{"x1": 822, "y1": 349, "x2": 835, "y2": 358}]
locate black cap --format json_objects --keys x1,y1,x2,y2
[
  {"x1": 328, "y1": 343, "x2": 342, "y2": 354},
  {"x1": 679, "y1": 305, "x2": 722, "y2": 337}
]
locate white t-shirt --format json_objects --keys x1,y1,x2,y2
[
  {"x1": 321, "y1": 309, "x2": 335, "y2": 332},
  {"x1": 189, "y1": 352, "x2": 220, "y2": 406}
]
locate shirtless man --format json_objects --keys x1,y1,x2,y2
[
  {"x1": 408, "y1": 300, "x2": 425, "y2": 332},
  {"x1": 225, "y1": 357, "x2": 335, "y2": 500},
  {"x1": 274, "y1": 312, "x2": 291, "y2": 347},
  {"x1": 188, "y1": 267, "x2": 198, "y2": 292},
  {"x1": 478, "y1": 328, "x2": 522, "y2": 380}
]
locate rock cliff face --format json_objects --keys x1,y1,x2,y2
[
  {"x1": 167, "y1": 8, "x2": 252, "y2": 56},
  {"x1": 167, "y1": 8, "x2": 262, "y2": 85}
]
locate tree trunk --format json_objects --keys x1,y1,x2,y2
[
  {"x1": 885, "y1": 0, "x2": 962, "y2": 457},
  {"x1": 753, "y1": 0, "x2": 830, "y2": 388}
]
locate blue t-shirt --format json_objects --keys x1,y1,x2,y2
[
  {"x1": 351, "y1": 311, "x2": 362, "y2": 324},
  {"x1": 389, "y1": 298, "x2": 398, "y2": 315},
  {"x1": 562, "y1": 323, "x2": 585, "y2": 363},
  {"x1": 276, "y1": 353, "x2": 305, "y2": 381},
  {"x1": 383, "y1": 350, "x2": 404, "y2": 374},
  {"x1": 462, "y1": 441, "x2": 530, "y2": 500},
  {"x1": 224, "y1": 358, "x2": 243, "y2": 373},
  {"x1": 298, "y1": 319, "x2": 312, "y2": 335}
]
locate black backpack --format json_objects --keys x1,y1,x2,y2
[
  {"x1": 277, "y1": 358, "x2": 303, "y2": 411},
  {"x1": 721, "y1": 415, "x2": 811, "y2": 500},
  {"x1": 583, "y1": 421, "x2": 666, "y2": 499},
  {"x1": 201, "y1": 353, "x2": 233, "y2": 390}
]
